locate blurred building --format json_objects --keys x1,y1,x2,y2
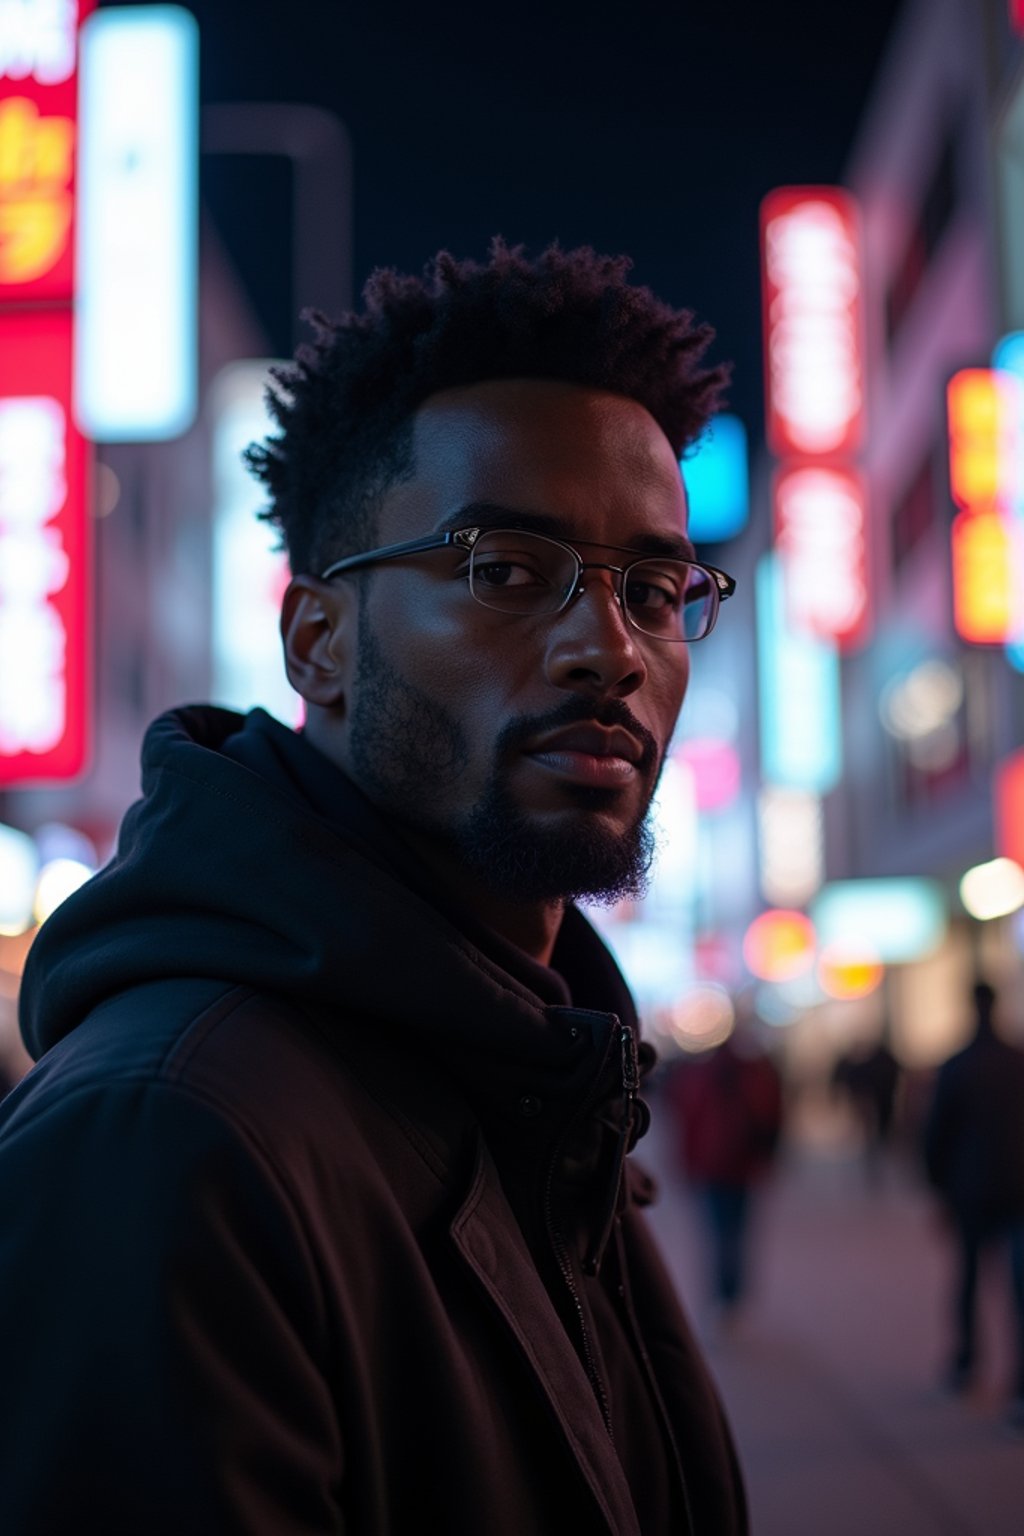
[
  {"x1": 722, "y1": 0, "x2": 1024, "y2": 1081},
  {"x1": 615, "y1": 0, "x2": 1024, "y2": 1080},
  {"x1": 0, "y1": 217, "x2": 271, "y2": 1082}
]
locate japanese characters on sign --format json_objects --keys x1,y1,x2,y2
[
  {"x1": 0, "y1": 0, "x2": 95, "y2": 301},
  {"x1": 759, "y1": 185, "x2": 871, "y2": 664},
  {"x1": 0, "y1": 309, "x2": 89, "y2": 782},
  {"x1": 0, "y1": 0, "x2": 93, "y2": 783}
]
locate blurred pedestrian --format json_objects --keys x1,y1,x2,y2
[
  {"x1": 667, "y1": 1011, "x2": 784, "y2": 1330},
  {"x1": 831, "y1": 1025, "x2": 901, "y2": 1185},
  {"x1": 0, "y1": 243, "x2": 746, "y2": 1533},
  {"x1": 923, "y1": 979, "x2": 1024, "y2": 1430}
]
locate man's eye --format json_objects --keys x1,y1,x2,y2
[
  {"x1": 474, "y1": 559, "x2": 544, "y2": 588},
  {"x1": 626, "y1": 577, "x2": 680, "y2": 611}
]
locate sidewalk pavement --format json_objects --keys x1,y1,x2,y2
[{"x1": 642, "y1": 1104, "x2": 1023, "y2": 1536}]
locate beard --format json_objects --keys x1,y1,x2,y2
[{"x1": 347, "y1": 613, "x2": 660, "y2": 906}]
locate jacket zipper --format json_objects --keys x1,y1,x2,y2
[
  {"x1": 540, "y1": 1017, "x2": 638, "y2": 1439},
  {"x1": 543, "y1": 1174, "x2": 614, "y2": 1436}
]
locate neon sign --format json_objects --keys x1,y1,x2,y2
[
  {"x1": 761, "y1": 187, "x2": 865, "y2": 459},
  {"x1": 0, "y1": 308, "x2": 89, "y2": 782},
  {"x1": 946, "y1": 367, "x2": 1024, "y2": 644},
  {"x1": 75, "y1": 5, "x2": 199, "y2": 440},
  {"x1": 756, "y1": 552, "x2": 842, "y2": 794},
  {"x1": 773, "y1": 463, "x2": 870, "y2": 649},
  {"x1": 0, "y1": 0, "x2": 93, "y2": 301},
  {"x1": 995, "y1": 749, "x2": 1024, "y2": 870}
]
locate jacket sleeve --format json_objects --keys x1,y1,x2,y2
[{"x1": 0, "y1": 1075, "x2": 343, "y2": 1535}]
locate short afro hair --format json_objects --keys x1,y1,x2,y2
[{"x1": 245, "y1": 239, "x2": 729, "y2": 575}]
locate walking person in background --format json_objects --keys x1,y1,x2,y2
[
  {"x1": 924, "y1": 979, "x2": 1024, "y2": 1431},
  {"x1": 831, "y1": 1022, "x2": 902, "y2": 1186},
  {"x1": 666, "y1": 1002, "x2": 784, "y2": 1334}
]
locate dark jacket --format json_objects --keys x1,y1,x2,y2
[
  {"x1": 0, "y1": 707, "x2": 746, "y2": 1535},
  {"x1": 924, "y1": 1022, "x2": 1024, "y2": 1234}
]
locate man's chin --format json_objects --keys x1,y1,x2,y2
[{"x1": 458, "y1": 796, "x2": 655, "y2": 907}]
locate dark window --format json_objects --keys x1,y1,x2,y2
[
  {"x1": 885, "y1": 127, "x2": 959, "y2": 344},
  {"x1": 891, "y1": 454, "x2": 936, "y2": 573}
]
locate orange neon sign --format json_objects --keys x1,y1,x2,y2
[
  {"x1": 947, "y1": 368, "x2": 1020, "y2": 510},
  {"x1": 951, "y1": 510, "x2": 1022, "y2": 644},
  {"x1": 0, "y1": 97, "x2": 74, "y2": 284}
]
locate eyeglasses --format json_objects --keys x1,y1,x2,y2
[{"x1": 320, "y1": 525, "x2": 736, "y2": 643}]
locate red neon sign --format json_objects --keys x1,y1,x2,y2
[
  {"x1": 773, "y1": 463, "x2": 871, "y2": 649},
  {"x1": 0, "y1": 308, "x2": 91, "y2": 782},
  {"x1": 0, "y1": 0, "x2": 95, "y2": 302},
  {"x1": 995, "y1": 750, "x2": 1024, "y2": 869},
  {"x1": 1011, "y1": 0, "x2": 1024, "y2": 36},
  {"x1": 761, "y1": 187, "x2": 865, "y2": 459}
]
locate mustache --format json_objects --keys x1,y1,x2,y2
[{"x1": 496, "y1": 696, "x2": 660, "y2": 776}]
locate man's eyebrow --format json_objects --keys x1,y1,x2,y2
[{"x1": 435, "y1": 500, "x2": 698, "y2": 561}]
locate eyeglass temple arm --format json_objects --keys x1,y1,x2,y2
[{"x1": 320, "y1": 531, "x2": 457, "y2": 581}]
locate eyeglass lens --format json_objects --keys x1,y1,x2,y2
[{"x1": 467, "y1": 529, "x2": 716, "y2": 641}]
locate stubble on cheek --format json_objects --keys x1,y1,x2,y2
[{"x1": 347, "y1": 609, "x2": 471, "y2": 818}]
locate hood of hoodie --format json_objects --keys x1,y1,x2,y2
[{"x1": 19, "y1": 708, "x2": 651, "y2": 1137}]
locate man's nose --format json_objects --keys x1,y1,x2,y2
[{"x1": 542, "y1": 569, "x2": 648, "y2": 698}]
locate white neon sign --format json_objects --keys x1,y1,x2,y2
[
  {"x1": 762, "y1": 188, "x2": 865, "y2": 458},
  {"x1": 0, "y1": 0, "x2": 79, "y2": 84},
  {"x1": 74, "y1": 5, "x2": 198, "y2": 441},
  {"x1": 0, "y1": 394, "x2": 70, "y2": 753}
]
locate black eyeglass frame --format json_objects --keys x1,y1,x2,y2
[{"x1": 319, "y1": 525, "x2": 737, "y2": 642}]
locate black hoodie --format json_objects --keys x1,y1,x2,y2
[{"x1": 2, "y1": 706, "x2": 746, "y2": 1536}]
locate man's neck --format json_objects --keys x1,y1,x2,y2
[{"x1": 397, "y1": 826, "x2": 564, "y2": 967}]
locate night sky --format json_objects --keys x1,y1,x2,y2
[{"x1": 180, "y1": 0, "x2": 905, "y2": 441}]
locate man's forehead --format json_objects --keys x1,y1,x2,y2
[
  {"x1": 377, "y1": 379, "x2": 689, "y2": 553},
  {"x1": 411, "y1": 375, "x2": 671, "y2": 445}
]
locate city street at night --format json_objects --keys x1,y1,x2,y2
[
  {"x1": 2, "y1": 1, "x2": 1024, "y2": 1531},
  {"x1": 645, "y1": 1103, "x2": 1024, "y2": 1536}
]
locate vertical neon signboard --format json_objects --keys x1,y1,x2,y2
[
  {"x1": 0, "y1": 0, "x2": 94, "y2": 301},
  {"x1": 756, "y1": 553, "x2": 841, "y2": 794},
  {"x1": 761, "y1": 187, "x2": 866, "y2": 460},
  {"x1": 0, "y1": 308, "x2": 90, "y2": 782},
  {"x1": 75, "y1": 6, "x2": 198, "y2": 440},
  {"x1": 991, "y1": 336, "x2": 1024, "y2": 669},
  {"x1": 946, "y1": 367, "x2": 1024, "y2": 645},
  {"x1": 772, "y1": 463, "x2": 870, "y2": 649},
  {"x1": 681, "y1": 414, "x2": 750, "y2": 542}
]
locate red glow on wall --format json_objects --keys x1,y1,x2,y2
[
  {"x1": 1011, "y1": 0, "x2": 1024, "y2": 36},
  {"x1": 773, "y1": 463, "x2": 871, "y2": 650},
  {"x1": 0, "y1": 309, "x2": 91, "y2": 783},
  {"x1": 0, "y1": 1, "x2": 95, "y2": 302},
  {"x1": 995, "y1": 750, "x2": 1024, "y2": 870},
  {"x1": 761, "y1": 187, "x2": 865, "y2": 460}
]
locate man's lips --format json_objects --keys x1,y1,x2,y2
[{"x1": 522, "y1": 724, "x2": 647, "y2": 788}]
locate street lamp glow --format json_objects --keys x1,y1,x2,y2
[
  {"x1": 33, "y1": 855, "x2": 93, "y2": 923},
  {"x1": 959, "y1": 857, "x2": 1024, "y2": 921}
]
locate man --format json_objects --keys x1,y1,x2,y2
[
  {"x1": 0, "y1": 242, "x2": 745, "y2": 1532},
  {"x1": 924, "y1": 979, "x2": 1024, "y2": 1430},
  {"x1": 666, "y1": 1002, "x2": 783, "y2": 1331}
]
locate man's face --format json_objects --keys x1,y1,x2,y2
[{"x1": 333, "y1": 378, "x2": 692, "y2": 906}]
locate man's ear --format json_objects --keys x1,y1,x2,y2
[{"x1": 280, "y1": 575, "x2": 357, "y2": 708}]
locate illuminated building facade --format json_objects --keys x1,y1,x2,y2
[{"x1": 736, "y1": 0, "x2": 1024, "y2": 1064}]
